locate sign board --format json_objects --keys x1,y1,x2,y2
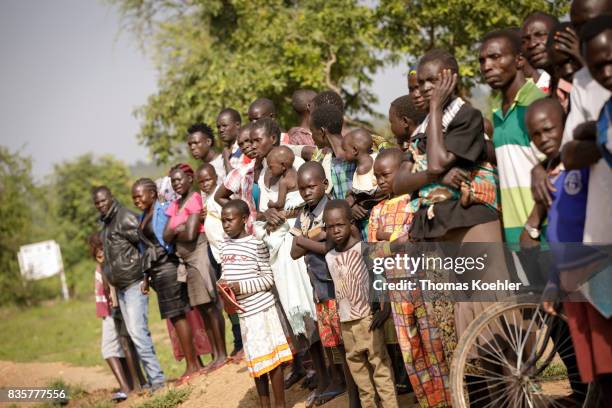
[
  {"x1": 17, "y1": 240, "x2": 69, "y2": 300},
  {"x1": 18, "y1": 240, "x2": 63, "y2": 280}
]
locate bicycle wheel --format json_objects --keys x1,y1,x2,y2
[{"x1": 450, "y1": 297, "x2": 589, "y2": 408}]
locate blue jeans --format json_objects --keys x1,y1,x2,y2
[{"x1": 117, "y1": 280, "x2": 165, "y2": 386}]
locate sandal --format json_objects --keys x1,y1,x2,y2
[
  {"x1": 111, "y1": 391, "x2": 128, "y2": 402},
  {"x1": 315, "y1": 389, "x2": 346, "y2": 406}
]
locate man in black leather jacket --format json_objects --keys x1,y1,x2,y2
[{"x1": 93, "y1": 186, "x2": 165, "y2": 390}]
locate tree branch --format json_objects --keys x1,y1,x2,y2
[{"x1": 324, "y1": 45, "x2": 341, "y2": 95}]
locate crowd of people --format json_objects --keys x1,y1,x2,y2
[{"x1": 89, "y1": 0, "x2": 611, "y2": 406}]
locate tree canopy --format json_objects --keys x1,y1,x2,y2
[
  {"x1": 52, "y1": 154, "x2": 133, "y2": 272},
  {"x1": 111, "y1": 0, "x2": 570, "y2": 163}
]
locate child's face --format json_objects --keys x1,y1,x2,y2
[
  {"x1": 297, "y1": 172, "x2": 327, "y2": 208},
  {"x1": 526, "y1": 107, "x2": 563, "y2": 157},
  {"x1": 309, "y1": 118, "x2": 327, "y2": 148},
  {"x1": 267, "y1": 157, "x2": 286, "y2": 177},
  {"x1": 95, "y1": 249, "x2": 104, "y2": 264},
  {"x1": 324, "y1": 208, "x2": 352, "y2": 247},
  {"x1": 341, "y1": 134, "x2": 359, "y2": 162},
  {"x1": 388, "y1": 106, "x2": 404, "y2": 139},
  {"x1": 132, "y1": 185, "x2": 156, "y2": 211},
  {"x1": 585, "y1": 29, "x2": 612, "y2": 92},
  {"x1": 374, "y1": 157, "x2": 400, "y2": 196},
  {"x1": 221, "y1": 207, "x2": 247, "y2": 238},
  {"x1": 237, "y1": 130, "x2": 256, "y2": 160},
  {"x1": 197, "y1": 169, "x2": 217, "y2": 194}
]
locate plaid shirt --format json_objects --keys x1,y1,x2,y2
[
  {"x1": 224, "y1": 161, "x2": 256, "y2": 233},
  {"x1": 367, "y1": 194, "x2": 415, "y2": 242}
]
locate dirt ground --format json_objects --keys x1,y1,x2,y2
[
  {"x1": 0, "y1": 359, "x2": 573, "y2": 407},
  {"x1": 0, "y1": 359, "x2": 418, "y2": 407}
]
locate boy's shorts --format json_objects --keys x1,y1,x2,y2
[{"x1": 315, "y1": 299, "x2": 343, "y2": 348}]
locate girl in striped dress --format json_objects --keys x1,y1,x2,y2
[{"x1": 218, "y1": 199, "x2": 292, "y2": 407}]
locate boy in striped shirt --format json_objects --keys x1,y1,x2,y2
[{"x1": 218, "y1": 199, "x2": 292, "y2": 407}]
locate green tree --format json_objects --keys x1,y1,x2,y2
[
  {"x1": 0, "y1": 147, "x2": 36, "y2": 305},
  {"x1": 376, "y1": 0, "x2": 570, "y2": 89},
  {"x1": 52, "y1": 154, "x2": 133, "y2": 295},
  {"x1": 112, "y1": 0, "x2": 570, "y2": 162},
  {"x1": 111, "y1": 0, "x2": 383, "y2": 163}
]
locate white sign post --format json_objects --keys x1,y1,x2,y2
[{"x1": 17, "y1": 240, "x2": 69, "y2": 300}]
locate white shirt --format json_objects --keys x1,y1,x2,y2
[
  {"x1": 563, "y1": 67, "x2": 612, "y2": 243},
  {"x1": 209, "y1": 154, "x2": 227, "y2": 182}
]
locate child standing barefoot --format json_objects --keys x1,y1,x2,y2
[
  {"x1": 219, "y1": 199, "x2": 293, "y2": 408},
  {"x1": 266, "y1": 146, "x2": 298, "y2": 211}
]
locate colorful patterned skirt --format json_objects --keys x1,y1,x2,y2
[
  {"x1": 241, "y1": 304, "x2": 294, "y2": 378},
  {"x1": 388, "y1": 278, "x2": 456, "y2": 408}
]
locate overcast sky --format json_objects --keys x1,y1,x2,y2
[{"x1": 0, "y1": 0, "x2": 405, "y2": 178}]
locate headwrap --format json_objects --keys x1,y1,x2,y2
[{"x1": 169, "y1": 163, "x2": 194, "y2": 178}]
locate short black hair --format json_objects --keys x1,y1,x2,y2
[
  {"x1": 249, "y1": 98, "x2": 276, "y2": 115},
  {"x1": 312, "y1": 91, "x2": 344, "y2": 112},
  {"x1": 222, "y1": 199, "x2": 250, "y2": 217},
  {"x1": 196, "y1": 162, "x2": 217, "y2": 177},
  {"x1": 523, "y1": 11, "x2": 559, "y2": 30},
  {"x1": 482, "y1": 28, "x2": 523, "y2": 56},
  {"x1": 218, "y1": 108, "x2": 241, "y2": 124},
  {"x1": 375, "y1": 147, "x2": 404, "y2": 167},
  {"x1": 187, "y1": 123, "x2": 215, "y2": 142},
  {"x1": 297, "y1": 161, "x2": 326, "y2": 182},
  {"x1": 92, "y1": 185, "x2": 112, "y2": 197},
  {"x1": 292, "y1": 89, "x2": 317, "y2": 114},
  {"x1": 311, "y1": 104, "x2": 344, "y2": 134},
  {"x1": 580, "y1": 14, "x2": 612, "y2": 44},
  {"x1": 324, "y1": 199, "x2": 352, "y2": 221},
  {"x1": 418, "y1": 49, "x2": 460, "y2": 75},
  {"x1": 391, "y1": 95, "x2": 427, "y2": 125},
  {"x1": 526, "y1": 97, "x2": 566, "y2": 120},
  {"x1": 251, "y1": 117, "x2": 281, "y2": 145}
]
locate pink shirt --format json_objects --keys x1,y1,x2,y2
[
  {"x1": 165, "y1": 192, "x2": 205, "y2": 233},
  {"x1": 95, "y1": 265, "x2": 111, "y2": 318}
]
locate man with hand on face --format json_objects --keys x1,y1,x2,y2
[{"x1": 520, "y1": 12, "x2": 559, "y2": 91}]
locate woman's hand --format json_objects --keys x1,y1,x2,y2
[
  {"x1": 430, "y1": 69, "x2": 458, "y2": 111},
  {"x1": 264, "y1": 208, "x2": 286, "y2": 228},
  {"x1": 439, "y1": 167, "x2": 470, "y2": 190}
]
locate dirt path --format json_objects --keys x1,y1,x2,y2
[
  {"x1": 0, "y1": 360, "x2": 117, "y2": 391},
  {"x1": 0, "y1": 359, "x2": 417, "y2": 407}
]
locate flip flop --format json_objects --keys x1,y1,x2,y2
[
  {"x1": 175, "y1": 369, "x2": 205, "y2": 386},
  {"x1": 315, "y1": 389, "x2": 346, "y2": 406},
  {"x1": 201, "y1": 358, "x2": 229, "y2": 374},
  {"x1": 111, "y1": 391, "x2": 128, "y2": 402}
]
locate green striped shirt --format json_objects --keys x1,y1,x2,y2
[{"x1": 492, "y1": 80, "x2": 546, "y2": 246}]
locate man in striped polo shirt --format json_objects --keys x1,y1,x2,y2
[{"x1": 480, "y1": 28, "x2": 547, "y2": 247}]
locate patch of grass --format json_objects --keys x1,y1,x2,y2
[
  {"x1": 0, "y1": 294, "x2": 235, "y2": 380},
  {"x1": 82, "y1": 401, "x2": 114, "y2": 408},
  {"x1": 135, "y1": 388, "x2": 192, "y2": 408},
  {"x1": 541, "y1": 361, "x2": 568, "y2": 380}
]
